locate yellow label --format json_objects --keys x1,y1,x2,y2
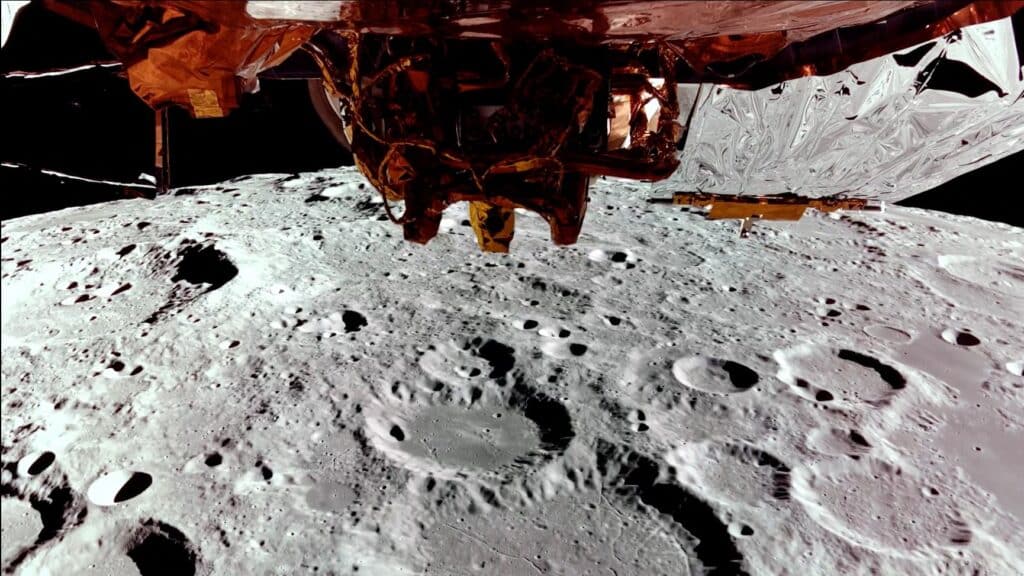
[{"x1": 187, "y1": 89, "x2": 224, "y2": 118}]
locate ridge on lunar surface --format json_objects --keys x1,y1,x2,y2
[{"x1": 2, "y1": 168, "x2": 1023, "y2": 575}]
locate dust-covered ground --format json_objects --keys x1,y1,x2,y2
[{"x1": 2, "y1": 168, "x2": 1022, "y2": 575}]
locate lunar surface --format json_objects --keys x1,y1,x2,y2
[{"x1": 2, "y1": 168, "x2": 1022, "y2": 575}]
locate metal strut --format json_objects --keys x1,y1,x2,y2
[{"x1": 154, "y1": 107, "x2": 171, "y2": 196}]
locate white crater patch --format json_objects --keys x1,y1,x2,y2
[
  {"x1": 16, "y1": 451, "x2": 56, "y2": 477},
  {"x1": 1007, "y1": 360, "x2": 1024, "y2": 377},
  {"x1": 86, "y1": 470, "x2": 153, "y2": 507},
  {"x1": 940, "y1": 327, "x2": 982, "y2": 347}
]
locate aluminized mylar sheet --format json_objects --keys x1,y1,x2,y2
[{"x1": 666, "y1": 16, "x2": 1023, "y2": 201}]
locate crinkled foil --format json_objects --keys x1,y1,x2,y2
[{"x1": 664, "y1": 16, "x2": 1024, "y2": 202}]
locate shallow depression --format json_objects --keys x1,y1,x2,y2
[
  {"x1": 379, "y1": 406, "x2": 539, "y2": 474},
  {"x1": 793, "y1": 459, "x2": 973, "y2": 555}
]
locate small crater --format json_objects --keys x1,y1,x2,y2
[
  {"x1": 389, "y1": 425, "x2": 406, "y2": 442},
  {"x1": 568, "y1": 343, "x2": 588, "y2": 356},
  {"x1": 19, "y1": 451, "x2": 56, "y2": 476},
  {"x1": 941, "y1": 328, "x2": 980, "y2": 347},
  {"x1": 848, "y1": 431, "x2": 871, "y2": 448},
  {"x1": 720, "y1": 361, "x2": 758, "y2": 390},
  {"x1": 477, "y1": 340, "x2": 515, "y2": 380},
  {"x1": 204, "y1": 453, "x2": 222, "y2": 467},
  {"x1": 673, "y1": 356, "x2": 760, "y2": 394},
  {"x1": 87, "y1": 471, "x2": 153, "y2": 506},
  {"x1": 171, "y1": 244, "x2": 238, "y2": 291},
  {"x1": 342, "y1": 310, "x2": 367, "y2": 333},
  {"x1": 127, "y1": 520, "x2": 201, "y2": 576},
  {"x1": 117, "y1": 245, "x2": 136, "y2": 258}
]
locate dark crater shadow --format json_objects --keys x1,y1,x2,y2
[
  {"x1": 26, "y1": 452, "x2": 55, "y2": 476},
  {"x1": 1, "y1": 451, "x2": 88, "y2": 574},
  {"x1": 477, "y1": 339, "x2": 516, "y2": 381},
  {"x1": 509, "y1": 380, "x2": 574, "y2": 455},
  {"x1": 837, "y1": 349, "x2": 906, "y2": 390},
  {"x1": 114, "y1": 472, "x2": 153, "y2": 504},
  {"x1": 719, "y1": 361, "x2": 759, "y2": 390},
  {"x1": 596, "y1": 441, "x2": 748, "y2": 576},
  {"x1": 746, "y1": 447, "x2": 791, "y2": 501},
  {"x1": 172, "y1": 244, "x2": 237, "y2": 291},
  {"x1": 126, "y1": 519, "x2": 201, "y2": 576},
  {"x1": 342, "y1": 310, "x2": 367, "y2": 333},
  {"x1": 144, "y1": 242, "x2": 238, "y2": 323}
]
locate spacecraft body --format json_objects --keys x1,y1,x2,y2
[{"x1": 38, "y1": 0, "x2": 1024, "y2": 250}]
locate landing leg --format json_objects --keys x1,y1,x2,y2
[
  {"x1": 470, "y1": 202, "x2": 516, "y2": 253},
  {"x1": 154, "y1": 107, "x2": 171, "y2": 196}
]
